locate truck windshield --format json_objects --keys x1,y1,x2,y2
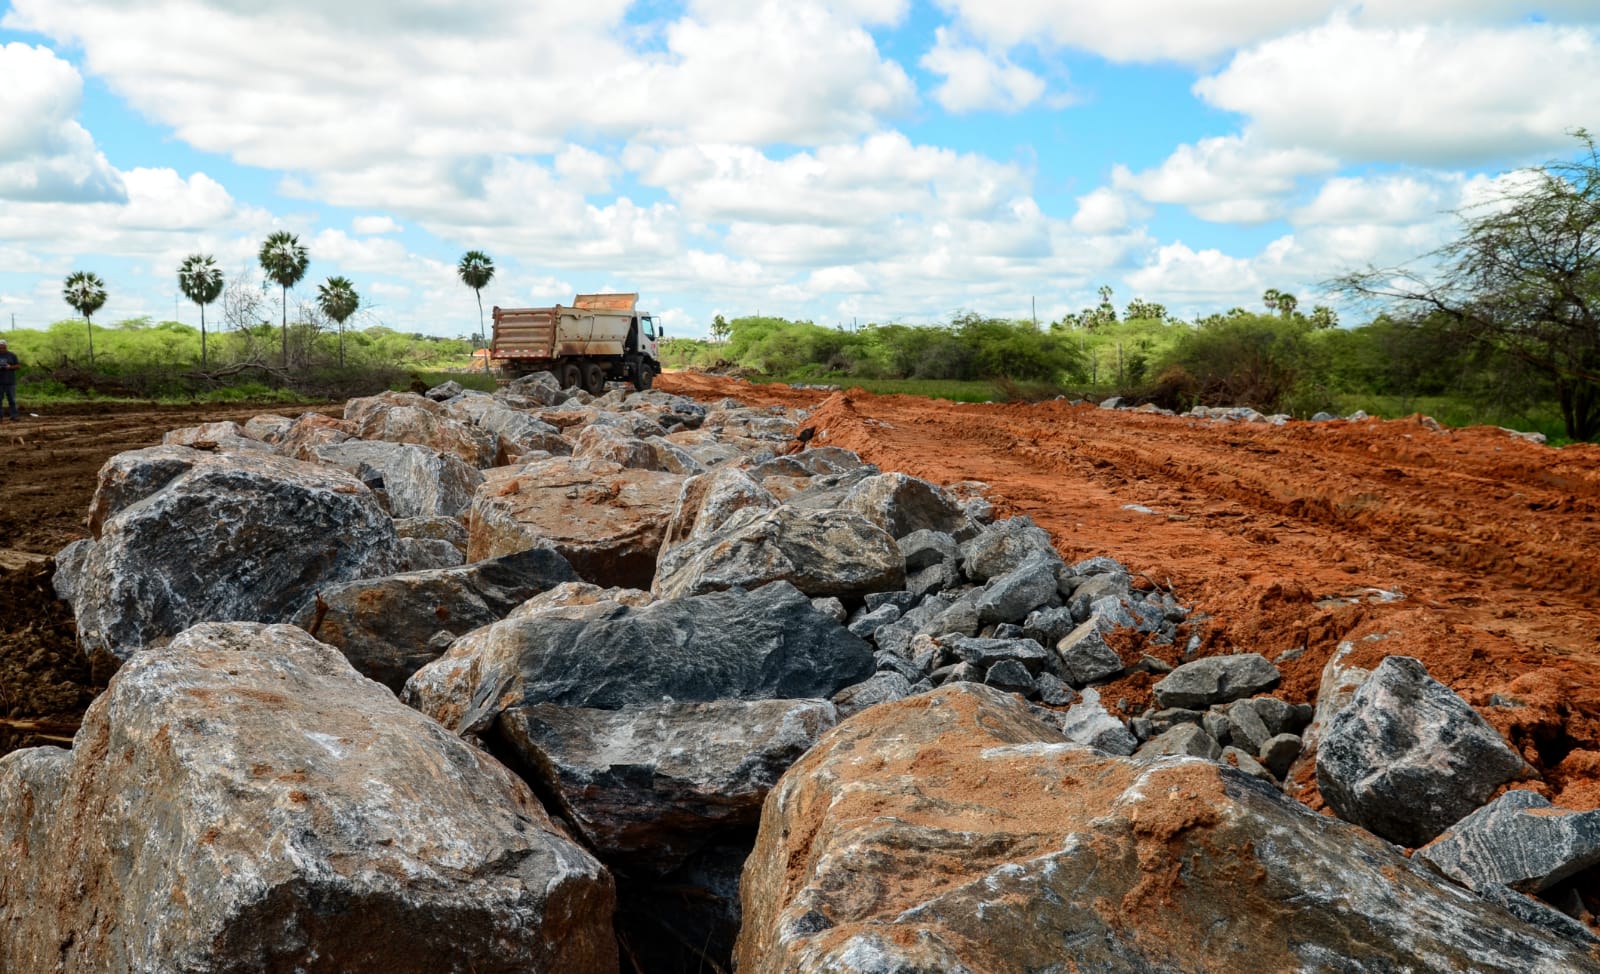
[{"x1": 642, "y1": 317, "x2": 656, "y2": 339}]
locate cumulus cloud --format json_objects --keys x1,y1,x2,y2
[
  {"x1": 1113, "y1": 135, "x2": 1337, "y2": 223},
  {"x1": 352, "y1": 216, "x2": 402, "y2": 235},
  {"x1": 1070, "y1": 187, "x2": 1148, "y2": 234},
  {"x1": 1125, "y1": 241, "x2": 1264, "y2": 300},
  {"x1": 1196, "y1": 19, "x2": 1600, "y2": 164},
  {"x1": 5, "y1": 0, "x2": 914, "y2": 172},
  {"x1": 0, "y1": 43, "x2": 125, "y2": 203},
  {"x1": 630, "y1": 133, "x2": 1031, "y2": 228},
  {"x1": 934, "y1": 0, "x2": 1600, "y2": 64},
  {"x1": 921, "y1": 27, "x2": 1046, "y2": 113}
]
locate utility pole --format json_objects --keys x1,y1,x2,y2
[{"x1": 1031, "y1": 296, "x2": 1037, "y2": 330}]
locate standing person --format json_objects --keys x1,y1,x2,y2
[{"x1": 0, "y1": 340, "x2": 18, "y2": 421}]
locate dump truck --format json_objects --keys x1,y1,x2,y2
[{"x1": 489, "y1": 292, "x2": 662, "y2": 393}]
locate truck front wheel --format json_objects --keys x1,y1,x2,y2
[{"x1": 634, "y1": 362, "x2": 655, "y2": 391}]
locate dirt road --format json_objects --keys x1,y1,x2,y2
[{"x1": 659, "y1": 373, "x2": 1600, "y2": 806}]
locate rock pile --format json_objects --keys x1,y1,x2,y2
[{"x1": 7, "y1": 370, "x2": 1598, "y2": 972}]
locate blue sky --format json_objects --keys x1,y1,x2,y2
[{"x1": 2, "y1": 1, "x2": 1597, "y2": 339}]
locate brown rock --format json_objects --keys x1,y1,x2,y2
[
  {"x1": 736, "y1": 683, "x2": 1598, "y2": 973},
  {"x1": 465, "y1": 457, "x2": 683, "y2": 588},
  {"x1": 0, "y1": 623, "x2": 617, "y2": 973}
]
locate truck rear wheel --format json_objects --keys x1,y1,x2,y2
[
  {"x1": 559, "y1": 362, "x2": 582, "y2": 390},
  {"x1": 582, "y1": 362, "x2": 607, "y2": 395},
  {"x1": 634, "y1": 362, "x2": 655, "y2": 391}
]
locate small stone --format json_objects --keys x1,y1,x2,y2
[
  {"x1": 1226, "y1": 700, "x2": 1273, "y2": 754},
  {"x1": 1140, "y1": 724, "x2": 1223, "y2": 761},
  {"x1": 1258, "y1": 734, "x2": 1303, "y2": 780},
  {"x1": 1152, "y1": 654, "x2": 1281, "y2": 710},
  {"x1": 1221, "y1": 746, "x2": 1276, "y2": 783},
  {"x1": 1055, "y1": 616, "x2": 1126, "y2": 686},
  {"x1": 832, "y1": 672, "x2": 915, "y2": 719},
  {"x1": 811, "y1": 597, "x2": 848, "y2": 624},
  {"x1": 1033, "y1": 672, "x2": 1077, "y2": 707},
  {"x1": 1056, "y1": 688, "x2": 1137, "y2": 756},
  {"x1": 984, "y1": 659, "x2": 1037, "y2": 696},
  {"x1": 848, "y1": 603, "x2": 902, "y2": 639},
  {"x1": 1203, "y1": 711, "x2": 1233, "y2": 748}
]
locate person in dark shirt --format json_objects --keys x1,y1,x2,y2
[{"x1": 0, "y1": 340, "x2": 20, "y2": 421}]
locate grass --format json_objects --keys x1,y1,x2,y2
[
  {"x1": 1328, "y1": 393, "x2": 1573, "y2": 444},
  {"x1": 759, "y1": 372, "x2": 1069, "y2": 403}
]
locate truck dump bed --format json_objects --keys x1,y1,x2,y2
[{"x1": 491, "y1": 295, "x2": 637, "y2": 361}]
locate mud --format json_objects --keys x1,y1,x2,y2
[
  {"x1": 0, "y1": 402, "x2": 337, "y2": 755},
  {"x1": 659, "y1": 373, "x2": 1600, "y2": 809}
]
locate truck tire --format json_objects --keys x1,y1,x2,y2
[
  {"x1": 634, "y1": 362, "x2": 655, "y2": 391},
  {"x1": 582, "y1": 362, "x2": 606, "y2": 395},
  {"x1": 559, "y1": 362, "x2": 582, "y2": 390}
]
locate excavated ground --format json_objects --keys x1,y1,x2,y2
[
  {"x1": 0, "y1": 402, "x2": 337, "y2": 754},
  {"x1": 659, "y1": 373, "x2": 1600, "y2": 809}
]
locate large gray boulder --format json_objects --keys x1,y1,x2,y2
[
  {"x1": 1151, "y1": 653, "x2": 1281, "y2": 710},
  {"x1": 467, "y1": 457, "x2": 684, "y2": 589},
  {"x1": 405, "y1": 581, "x2": 874, "y2": 732},
  {"x1": 735, "y1": 683, "x2": 1600, "y2": 973},
  {"x1": 1418, "y1": 789, "x2": 1600, "y2": 895},
  {"x1": 70, "y1": 447, "x2": 403, "y2": 667},
  {"x1": 162, "y1": 419, "x2": 273, "y2": 454},
  {"x1": 498, "y1": 698, "x2": 837, "y2": 871},
  {"x1": 286, "y1": 545, "x2": 579, "y2": 691},
  {"x1": 658, "y1": 466, "x2": 778, "y2": 555},
  {"x1": 0, "y1": 623, "x2": 617, "y2": 973},
  {"x1": 959, "y1": 516, "x2": 1061, "y2": 582},
  {"x1": 443, "y1": 394, "x2": 573, "y2": 459},
  {"x1": 652, "y1": 506, "x2": 904, "y2": 600},
  {"x1": 1317, "y1": 656, "x2": 1529, "y2": 847},
  {"x1": 837, "y1": 472, "x2": 972, "y2": 540},
  {"x1": 312, "y1": 439, "x2": 483, "y2": 518},
  {"x1": 345, "y1": 391, "x2": 499, "y2": 468}
]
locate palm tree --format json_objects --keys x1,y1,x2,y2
[
  {"x1": 457, "y1": 250, "x2": 494, "y2": 370},
  {"x1": 1275, "y1": 292, "x2": 1299, "y2": 318},
  {"x1": 317, "y1": 276, "x2": 360, "y2": 367},
  {"x1": 258, "y1": 231, "x2": 309, "y2": 367},
  {"x1": 1262, "y1": 288, "x2": 1282, "y2": 314},
  {"x1": 62, "y1": 271, "x2": 108, "y2": 366},
  {"x1": 177, "y1": 254, "x2": 224, "y2": 370}
]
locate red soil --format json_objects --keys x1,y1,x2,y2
[{"x1": 659, "y1": 373, "x2": 1600, "y2": 809}]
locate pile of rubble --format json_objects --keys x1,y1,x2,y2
[{"x1": 2, "y1": 371, "x2": 1595, "y2": 972}]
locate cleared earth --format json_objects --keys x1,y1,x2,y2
[
  {"x1": 6, "y1": 379, "x2": 1600, "y2": 811},
  {"x1": 660, "y1": 373, "x2": 1600, "y2": 808}
]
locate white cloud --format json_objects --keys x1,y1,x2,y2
[
  {"x1": 1293, "y1": 173, "x2": 1452, "y2": 227},
  {"x1": 1197, "y1": 20, "x2": 1600, "y2": 164},
  {"x1": 1071, "y1": 186, "x2": 1148, "y2": 234},
  {"x1": 0, "y1": 43, "x2": 125, "y2": 203},
  {"x1": 934, "y1": 0, "x2": 1600, "y2": 64},
  {"x1": 5, "y1": 0, "x2": 914, "y2": 174},
  {"x1": 631, "y1": 133, "x2": 1031, "y2": 228},
  {"x1": 934, "y1": 0, "x2": 1327, "y2": 63},
  {"x1": 921, "y1": 27, "x2": 1046, "y2": 114},
  {"x1": 352, "y1": 215, "x2": 402, "y2": 235},
  {"x1": 1113, "y1": 135, "x2": 1337, "y2": 223},
  {"x1": 1126, "y1": 241, "x2": 1263, "y2": 300}
]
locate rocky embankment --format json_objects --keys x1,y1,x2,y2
[{"x1": 3, "y1": 373, "x2": 1598, "y2": 972}]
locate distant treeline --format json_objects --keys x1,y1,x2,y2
[
  {"x1": 2, "y1": 316, "x2": 477, "y2": 401},
  {"x1": 664, "y1": 305, "x2": 1576, "y2": 441}
]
